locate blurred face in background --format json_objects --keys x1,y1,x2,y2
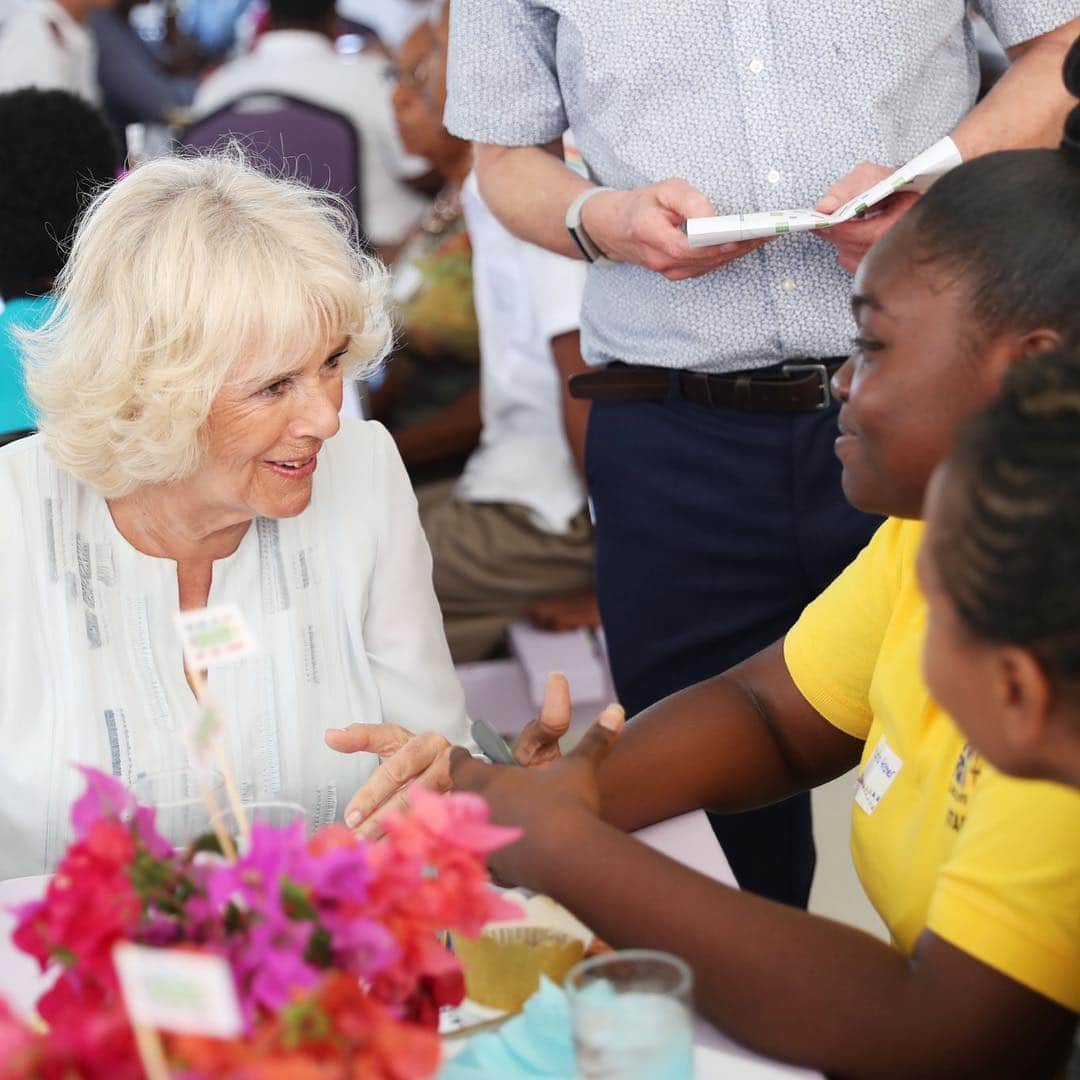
[{"x1": 390, "y1": 13, "x2": 466, "y2": 174}]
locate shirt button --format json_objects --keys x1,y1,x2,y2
[
  {"x1": 749, "y1": 58, "x2": 764, "y2": 74},
  {"x1": 781, "y1": 278, "x2": 797, "y2": 294},
  {"x1": 767, "y1": 169, "x2": 781, "y2": 185}
]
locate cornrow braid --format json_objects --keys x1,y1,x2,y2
[{"x1": 934, "y1": 349, "x2": 1080, "y2": 685}]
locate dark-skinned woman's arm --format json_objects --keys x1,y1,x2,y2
[
  {"x1": 593, "y1": 639, "x2": 864, "y2": 831},
  {"x1": 451, "y1": 723, "x2": 1076, "y2": 1080}
]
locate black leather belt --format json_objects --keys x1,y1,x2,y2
[{"x1": 569, "y1": 361, "x2": 843, "y2": 413}]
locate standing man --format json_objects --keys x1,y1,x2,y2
[{"x1": 444, "y1": 4, "x2": 1080, "y2": 907}]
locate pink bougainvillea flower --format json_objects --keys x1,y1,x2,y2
[
  {"x1": 4, "y1": 770, "x2": 526, "y2": 1078},
  {"x1": 14, "y1": 817, "x2": 141, "y2": 989},
  {"x1": 382, "y1": 788, "x2": 522, "y2": 860},
  {"x1": 70, "y1": 765, "x2": 171, "y2": 858}
]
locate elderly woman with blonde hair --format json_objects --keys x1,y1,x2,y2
[{"x1": 0, "y1": 153, "x2": 476, "y2": 880}]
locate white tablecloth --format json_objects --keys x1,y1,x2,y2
[{"x1": 0, "y1": 810, "x2": 818, "y2": 1078}]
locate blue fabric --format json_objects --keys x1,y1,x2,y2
[
  {"x1": 0, "y1": 297, "x2": 51, "y2": 437},
  {"x1": 584, "y1": 372, "x2": 881, "y2": 907},
  {"x1": 439, "y1": 978, "x2": 577, "y2": 1079},
  {"x1": 178, "y1": 0, "x2": 254, "y2": 53}
]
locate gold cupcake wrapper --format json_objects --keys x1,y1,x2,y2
[{"x1": 452, "y1": 926, "x2": 586, "y2": 1012}]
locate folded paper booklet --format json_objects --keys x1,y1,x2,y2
[{"x1": 685, "y1": 136, "x2": 962, "y2": 248}]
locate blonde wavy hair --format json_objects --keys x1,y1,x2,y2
[{"x1": 22, "y1": 151, "x2": 392, "y2": 497}]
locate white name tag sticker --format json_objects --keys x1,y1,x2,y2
[
  {"x1": 854, "y1": 735, "x2": 904, "y2": 815},
  {"x1": 113, "y1": 943, "x2": 243, "y2": 1038}
]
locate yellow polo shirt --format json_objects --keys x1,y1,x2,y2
[{"x1": 784, "y1": 518, "x2": 1080, "y2": 1012}]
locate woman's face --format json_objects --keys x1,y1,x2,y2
[
  {"x1": 193, "y1": 334, "x2": 346, "y2": 522},
  {"x1": 918, "y1": 466, "x2": 1023, "y2": 774},
  {"x1": 830, "y1": 224, "x2": 1005, "y2": 520}
]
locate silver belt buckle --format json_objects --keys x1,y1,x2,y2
[{"x1": 781, "y1": 363, "x2": 831, "y2": 410}]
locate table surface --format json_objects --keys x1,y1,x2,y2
[{"x1": 0, "y1": 810, "x2": 818, "y2": 1079}]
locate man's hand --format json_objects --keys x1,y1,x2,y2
[
  {"x1": 582, "y1": 179, "x2": 773, "y2": 281},
  {"x1": 814, "y1": 162, "x2": 921, "y2": 273},
  {"x1": 449, "y1": 704, "x2": 626, "y2": 887},
  {"x1": 325, "y1": 723, "x2": 452, "y2": 841}
]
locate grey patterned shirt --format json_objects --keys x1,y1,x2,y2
[{"x1": 446, "y1": 0, "x2": 1074, "y2": 373}]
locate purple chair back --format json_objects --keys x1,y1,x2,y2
[{"x1": 180, "y1": 92, "x2": 366, "y2": 243}]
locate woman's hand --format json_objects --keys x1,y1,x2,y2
[
  {"x1": 448, "y1": 704, "x2": 625, "y2": 888},
  {"x1": 325, "y1": 723, "x2": 452, "y2": 840},
  {"x1": 325, "y1": 672, "x2": 579, "y2": 838}
]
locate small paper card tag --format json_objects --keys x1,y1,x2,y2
[
  {"x1": 175, "y1": 604, "x2": 255, "y2": 670},
  {"x1": 113, "y1": 943, "x2": 243, "y2": 1038},
  {"x1": 854, "y1": 735, "x2": 904, "y2": 816}
]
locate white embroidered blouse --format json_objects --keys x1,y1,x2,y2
[{"x1": 0, "y1": 419, "x2": 471, "y2": 879}]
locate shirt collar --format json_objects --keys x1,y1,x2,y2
[{"x1": 252, "y1": 30, "x2": 337, "y2": 58}]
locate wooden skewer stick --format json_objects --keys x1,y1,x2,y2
[
  {"x1": 185, "y1": 665, "x2": 250, "y2": 851},
  {"x1": 213, "y1": 739, "x2": 251, "y2": 846},
  {"x1": 198, "y1": 777, "x2": 237, "y2": 863},
  {"x1": 133, "y1": 1024, "x2": 171, "y2": 1080}
]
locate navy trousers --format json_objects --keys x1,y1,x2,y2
[{"x1": 585, "y1": 370, "x2": 881, "y2": 908}]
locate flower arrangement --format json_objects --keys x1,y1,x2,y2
[{"x1": 0, "y1": 768, "x2": 521, "y2": 1079}]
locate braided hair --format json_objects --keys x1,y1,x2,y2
[
  {"x1": 897, "y1": 36, "x2": 1080, "y2": 348},
  {"x1": 932, "y1": 348, "x2": 1080, "y2": 689}
]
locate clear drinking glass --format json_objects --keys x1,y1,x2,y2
[
  {"x1": 210, "y1": 801, "x2": 308, "y2": 854},
  {"x1": 567, "y1": 949, "x2": 694, "y2": 1080},
  {"x1": 128, "y1": 768, "x2": 225, "y2": 849}
]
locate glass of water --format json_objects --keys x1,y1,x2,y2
[
  {"x1": 210, "y1": 801, "x2": 308, "y2": 854},
  {"x1": 129, "y1": 768, "x2": 224, "y2": 849},
  {"x1": 567, "y1": 949, "x2": 694, "y2": 1080}
]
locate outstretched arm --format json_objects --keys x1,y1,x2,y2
[
  {"x1": 594, "y1": 639, "x2": 863, "y2": 831},
  {"x1": 451, "y1": 717, "x2": 1076, "y2": 1079}
]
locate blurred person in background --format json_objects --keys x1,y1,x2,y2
[
  {"x1": 0, "y1": 0, "x2": 115, "y2": 102},
  {"x1": 411, "y1": 165, "x2": 596, "y2": 663},
  {"x1": 335, "y1": 0, "x2": 427, "y2": 52},
  {"x1": 0, "y1": 87, "x2": 118, "y2": 443},
  {"x1": 363, "y1": 5, "x2": 598, "y2": 658},
  {"x1": 193, "y1": 0, "x2": 430, "y2": 262},
  {"x1": 89, "y1": 0, "x2": 196, "y2": 134},
  {"x1": 175, "y1": 0, "x2": 251, "y2": 60},
  {"x1": 370, "y1": 9, "x2": 480, "y2": 484}
]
